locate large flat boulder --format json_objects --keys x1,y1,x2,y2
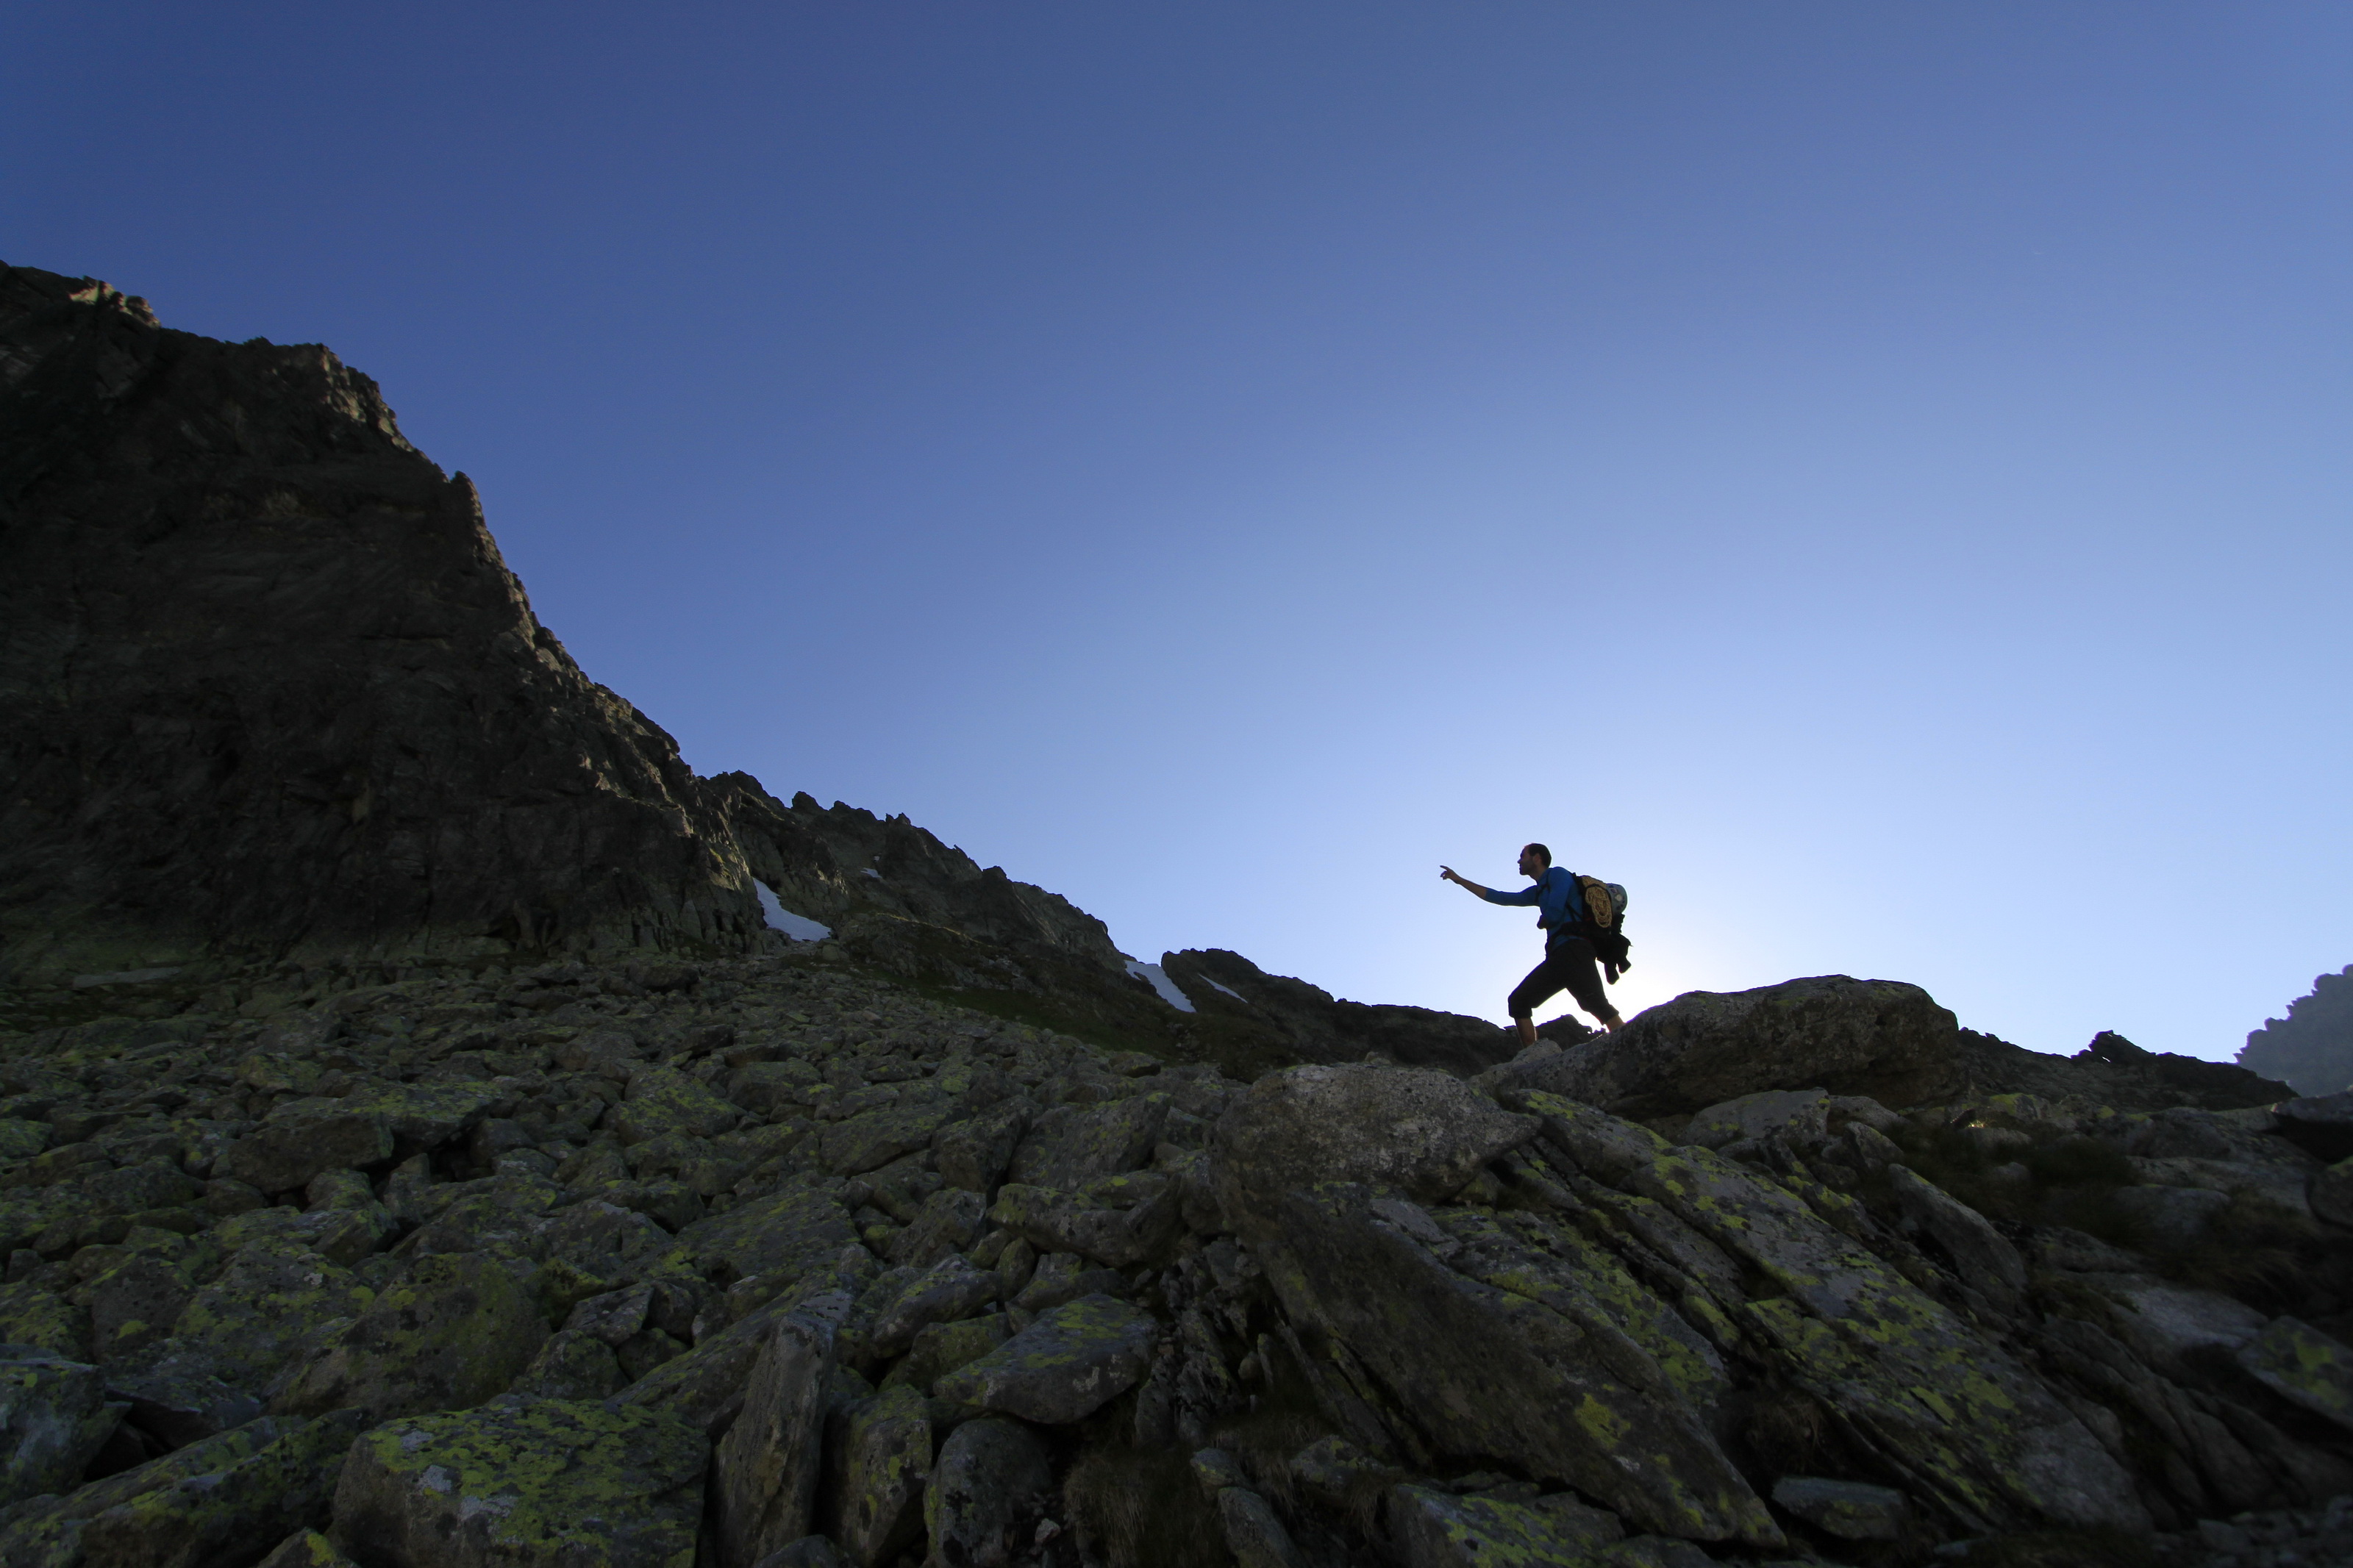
[
  {"x1": 932, "y1": 1295, "x2": 1156, "y2": 1424},
  {"x1": 0, "y1": 1349, "x2": 122, "y2": 1508},
  {"x1": 1488, "y1": 975, "x2": 1963, "y2": 1119},
  {"x1": 1516, "y1": 1091, "x2": 2146, "y2": 1536},
  {"x1": 1260, "y1": 1182, "x2": 1774, "y2": 1547},
  {"x1": 332, "y1": 1400, "x2": 707, "y2": 1568}
]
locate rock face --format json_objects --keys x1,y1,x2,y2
[{"x1": 2, "y1": 265, "x2": 2350, "y2": 1568}]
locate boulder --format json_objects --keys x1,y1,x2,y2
[
  {"x1": 2232, "y1": 1317, "x2": 2353, "y2": 1436},
  {"x1": 1770, "y1": 1476, "x2": 1909, "y2": 1542},
  {"x1": 613, "y1": 1067, "x2": 740, "y2": 1145},
  {"x1": 331, "y1": 1399, "x2": 707, "y2": 1568},
  {"x1": 1884, "y1": 1165, "x2": 2027, "y2": 1312},
  {"x1": 713, "y1": 1297, "x2": 842, "y2": 1568},
  {"x1": 1010, "y1": 1253, "x2": 1128, "y2": 1314},
  {"x1": 0, "y1": 1349, "x2": 124, "y2": 1507},
  {"x1": 219, "y1": 1112, "x2": 393, "y2": 1196},
  {"x1": 613, "y1": 1285, "x2": 856, "y2": 1441},
  {"x1": 674, "y1": 1186, "x2": 858, "y2": 1289},
  {"x1": 256, "y1": 1530, "x2": 358, "y2": 1568},
  {"x1": 753, "y1": 1540, "x2": 851, "y2": 1568},
  {"x1": 1262, "y1": 1182, "x2": 1770, "y2": 1545},
  {"x1": 2105, "y1": 1281, "x2": 2268, "y2": 1377},
  {"x1": 1517, "y1": 1092, "x2": 2146, "y2": 1536},
  {"x1": 2110, "y1": 1184, "x2": 2232, "y2": 1248},
  {"x1": 933, "y1": 1103, "x2": 1027, "y2": 1195},
  {"x1": 830, "y1": 1383, "x2": 932, "y2": 1568},
  {"x1": 79, "y1": 1408, "x2": 367, "y2": 1568},
  {"x1": 1209, "y1": 1064, "x2": 1538, "y2": 1239},
  {"x1": 1489, "y1": 975, "x2": 1963, "y2": 1120},
  {"x1": 0, "y1": 1281, "x2": 90, "y2": 1359},
  {"x1": 727, "y1": 1060, "x2": 821, "y2": 1120},
  {"x1": 882, "y1": 1317, "x2": 1010, "y2": 1395},
  {"x1": 1215, "y1": 1486, "x2": 1302, "y2": 1568},
  {"x1": 104, "y1": 1359, "x2": 266, "y2": 1448},
  {"x1": 567, "y1": 1284, "x2": 657, "y2": 1347},
  {"x1": 1682, "y1": 1088, "x2": 1829, "y2": 1150},
  {"x1": 271, "y1": 1253, "x2": 547, "y2": 1420},
  {"x1": 1009, "y1": 1095, "x2": 1168, "y2": 1190},
  {"x1": 988, "y1": 1179, "x2": 1180, "y2": 1269},
  {"x1": 886, "y1": 1187, "x2": 987, "y2": 1268},
  {"x1": 817, "y1": 1105, "x2": 957, "y2": 1177},
  {"x1": 932, "y1": 1295, "x2": 1156, "y2": 1424},
  {"x1": 121, "y1": 1240, "x2": 374, "y2": 1406},
  {"x1": 2275, "y1": 1092, "x2": 2353, "y2": 1163},
  {"x1": 924, "y1": 1416, "x2": 1051, "y2": 1568},
  {"x1": 296, "y1": 1081, "x2": 502, "y2": 1154},
  {"x1": 1385, "y1": 1484, "x2": 1625, "y2": 1568},
  {"x1": 867, "y1": 1257, "x2": 999, "y2": 1360},
  {"x1": 2315, "y1": 1156, "x2": 2353, "y2": 1228},
  {"x1": 510, "y1": 1328, "x2": 625, "y2": 1400}
]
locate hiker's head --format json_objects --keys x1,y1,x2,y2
[{"x1": 1519, "y1": 843, "x2": 1551, "y2": 878}]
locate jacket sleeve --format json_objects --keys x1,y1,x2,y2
[{"x1": 1480, "y1": 884, "x2": 1543, "y2": 906}]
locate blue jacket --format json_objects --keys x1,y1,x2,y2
[{"x1": 1482, "y1": 867, "x2": 1584, "y2": 950}]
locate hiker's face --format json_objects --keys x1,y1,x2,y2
[{"x1": 1519, "y1": 848, "x2": 1544, "y2": 878}]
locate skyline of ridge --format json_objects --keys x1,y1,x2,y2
[{"x1": 5, "y1": 2, "x2": 2346, "y2": 1061}]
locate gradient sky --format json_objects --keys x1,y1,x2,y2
[{"x1": 8, "y1": 4, "x2": 2347, "y2": 1059}]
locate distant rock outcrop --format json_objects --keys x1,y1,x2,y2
[
  {"x1": 1160, "y1": 948, "x2": 1517, "y2": 1078},
  {"x1": 2241, "y1": 966, "x2": 2353, "y2": 1097},
  {"x1": 0, "y1": 262, "x2": 764, "y2": 978}
]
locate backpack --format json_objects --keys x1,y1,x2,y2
[{"x1": 1569, "y1": 873, "x2": 1632, "y2": 982}]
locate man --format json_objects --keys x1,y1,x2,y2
[{"x1": 1440, "y1": 844, "x2": 1624, "y2": 1045}]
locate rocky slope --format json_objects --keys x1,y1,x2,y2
[
  {"x1": 3, "y1": 266, "x2": 2351, "y2": 1568},
  {"x1": 0, "y1": 960, "x2": 2347, "y2": 1568}
]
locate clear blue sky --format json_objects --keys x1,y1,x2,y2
[{"x1": 8, "y1": 4, "x2": 2347, "y2": 1059}]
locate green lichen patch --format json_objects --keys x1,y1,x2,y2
[
  {"x1": 333, "y1": 1399, "x2": 707, "y2": 1568},
  {"x1": 2232, "y1": 1315, "x2": 2353, "y2": 1434}
]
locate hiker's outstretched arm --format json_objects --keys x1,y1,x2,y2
[
  {"x1": 1438, "y1": 866, "x2": 1492, "y2": 899},
  {"x1": 1441, "y1": 865, "x2": 1531, "y2": 903}
]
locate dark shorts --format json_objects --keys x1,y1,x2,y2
[{"x1": 1507, "y1": 937, "x2": 1618, "y2": 1024}]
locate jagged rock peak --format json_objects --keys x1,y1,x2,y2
[{"x1": 0, "y1": 261, "x2": 771, "y2": 981}]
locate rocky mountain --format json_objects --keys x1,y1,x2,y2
[
  {"x1": 1, "y1": 267, "x2": 2350, "y2": 1568},
  {"x1": 2241, "y1": 967, "x2": 2353, "y2": 1098}
]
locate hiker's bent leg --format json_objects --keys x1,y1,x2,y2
[
  {"x1": 1552, "y1": 939, "x2": 1621, "y2": 1028},
  {"x1": 1507, "y1": 962, "x2": 1564, "y2": 1046}
]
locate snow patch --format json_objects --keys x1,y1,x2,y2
[
  {"x1": 1204, "y1": 976, "x2": 1246, "y2": 1001},
  {"x1": 1125, "y1": 960, "x2": 1196, "y2": 1013},
  {"x1": 755, "y1": 882, "x2": 832, "y2": 942}
]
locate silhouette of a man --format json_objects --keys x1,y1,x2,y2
[{"x1": 1441, "y1": 843, "x2": 1624, "y2": 1046}]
